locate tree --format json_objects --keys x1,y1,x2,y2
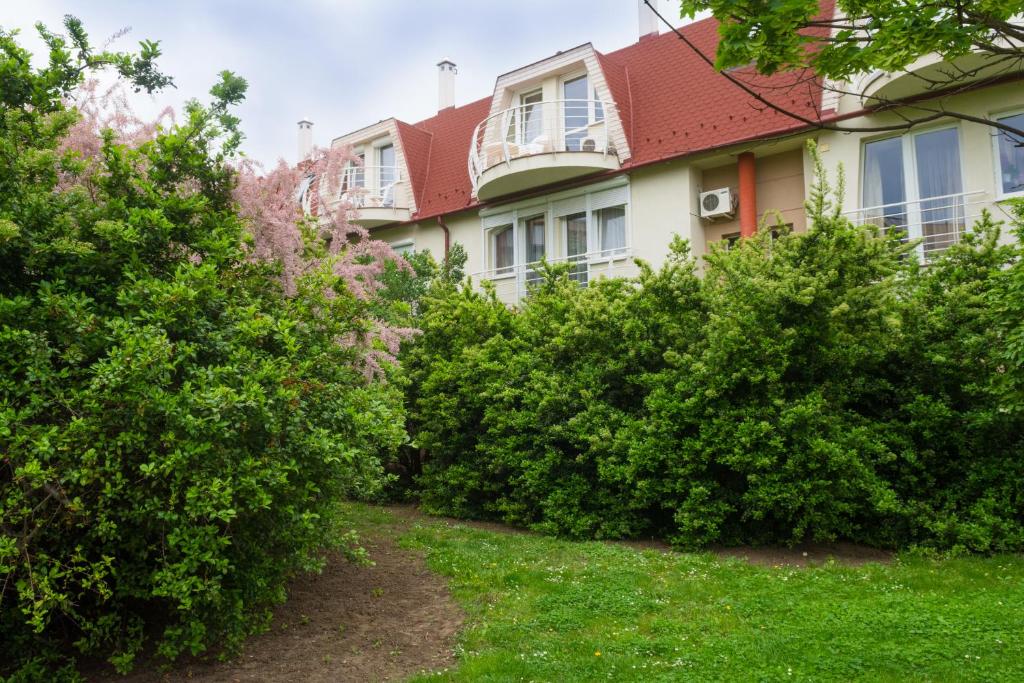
[
  {"x1": 651, "y1": 0, "x2": 1024, "y2": 138},
  {"x1": 1, "y1": 17, "x2": 407, "y2": 679}
]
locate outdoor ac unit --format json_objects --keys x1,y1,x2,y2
[{"x1": 700, "y1": 187, "x2": 735, "y2": 220}]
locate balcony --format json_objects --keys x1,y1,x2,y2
[
  {"x1": 339, "y1": 165, "x2": 411, "y2": 227},
  {"x1": 845, "y1": 190, "x2": 989, "y2": 261},
  {"x1": 468, "y1": 99, "x2": 621, "y2": 200}
]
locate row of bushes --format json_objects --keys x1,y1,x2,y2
[
  {"x1": 1, "y1": 25, "x2": 406, "y2": 679},
  {"x1": 400, "y1": 157, "x2": 1024, "y2": 553}
]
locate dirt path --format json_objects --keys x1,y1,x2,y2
[{"x1": 94, "y1": 520, "x2": 462, "y2": 683}]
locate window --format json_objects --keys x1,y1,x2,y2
[
  {"x1": 524, "y1": 215, "x2": 546, "y2": 284},
  {"x1": 721, "y1": 232, "x2": 741, "y2": 249},
  {"x1": 861, "y1": 127, "x2": 964, "y2": 257},
  {"x1": 509, "y1": 89, "x2": 544, "y2": 145},
  {"x1": 563, "y1": 212, "x2": 588, "y2": 284},
  {"x1": 377, "y1": 144, "x2": 396, "y2": 207},
  {"x1": 597, "y1": 206, "x2": 626, "y2": 256},
  {"x1": 995, "y1": 111, "x2": 1024, "y2": 198},
  {"x1": 563, "y1": 75, "x2": 590, "y2": 151},
  {"x1": 492, "y1": 225, "x2": 514, "y2": 275},
  {"x1": 389, "y1": 240, "x2": 415, "y2": 258},
  {"x1": 340, "y1": 152, "x2": 366, "y2": 198}
]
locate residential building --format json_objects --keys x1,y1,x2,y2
[{"x1": 301, "y1": 1, "x2": 1024, "y2": 304}]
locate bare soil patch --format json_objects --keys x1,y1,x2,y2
[{"x1": 90, "y1": 523, "x2": 462, "y2": 683}]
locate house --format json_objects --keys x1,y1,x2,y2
[{"x1": 300, "y1": 1, "x2": 1024, "y2": 304}]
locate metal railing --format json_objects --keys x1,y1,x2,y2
[
  {"x1": 470, "y1": 247, "x2": 633, "y2": 303},
  {"x1": 338, "y1": 165, "x2": 403, "y2": 208},
  {"x1": 468, "y1": 99, "x2": 618, "y2": 194},
  {"x1": 844, "y1": 190, "x2": 990, "y2": 260}
]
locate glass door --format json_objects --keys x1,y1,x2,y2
[
  {"x1": 912, "y1": 128, "x2": 963, "y2": 256},
  {"x1": 562, "y1": 75, "x2": 589, "y2": 151},
  {"x1": 377, "y1": 144, "x2": 396, "y2": 206}
]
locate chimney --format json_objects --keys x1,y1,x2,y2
[
  {"x1": 638, "y1": 0, "x2": 660, "y2": 39},
  {"x1": 297, "y1": 118, "x2": 313, "y2": 162},
  {"x1": 437, "y1": 58, "x2": 456, "y2": 110}
]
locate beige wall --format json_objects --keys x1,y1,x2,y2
[
  {"x1": 700, "y1": 148, "x2": 808, "y2": 245},
  {"x1": 815, "y1": 81, "x2": 1024, "y2": 242},
  {"x1": 627, "y1": 159, "x2": 703, "y2": 268}
]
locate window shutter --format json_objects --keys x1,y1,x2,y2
[
  {"x1": 482, "y1": 212, "x2": 514, "y2": 230},
  {"x1": 589, "y1": 185, "x2": 628, "y2": 211},
  {"x1": 552, "y1": 195, "x2": 587, "y2": 217}
]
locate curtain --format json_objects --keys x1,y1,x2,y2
[
  {"x1": 599, "y1": 206, "x2": 626, "y2": 254},
  {"x1": 914, "y1": 128, "x2": 962, "y2": 252}
]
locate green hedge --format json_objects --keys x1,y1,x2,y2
[
  {"x1": 403, "y1": 151, "x2": 1024, "y2": 554},
  {"x1": 1, "y1": 26, "x2": 404, "y2": 679}
]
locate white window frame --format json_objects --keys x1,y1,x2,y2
[
  {"x1": 859, "y1": 123, "x2": 966, "y2": 257},
  {"x1": 991, "y1": 107, "x2": 1024, "y2": 200},
  {"x1": 486, "y1": 223, "x2": 516, "y2": 279},
  {"x1": 478, "y1": 178, "x2": 631, "y2": 282}
]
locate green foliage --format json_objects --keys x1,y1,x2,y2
[
  {"x1": 404, "y1": 144, "x2": 1024, "y2": 554},
  {"x1": 677, "y1": 0, "x2": 1024, "y2": 81},
  {"x1": 1, "y1": 19, "x2": 403, "y2": 679}
]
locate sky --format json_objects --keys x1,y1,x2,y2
[{"x1": 2, "y1": 0, "x2": 684, "y2": 167}]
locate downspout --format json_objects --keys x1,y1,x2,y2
[
  {"x1": 738, "y1": 151, "x2": 757, "y2": 238},
  {"x1": 436, "y1": 214, "x2": 451, "y2": 258}
]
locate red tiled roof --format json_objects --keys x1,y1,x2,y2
[{"x1": 392, "y1": 9, "x2": 831, "y2": 222}]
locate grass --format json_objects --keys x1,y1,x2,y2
[{"x1": 340, "y1": 503, "x2": 1024, "y2": 682}]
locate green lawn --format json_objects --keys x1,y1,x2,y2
[{"x1": 340, "y1": 503, "x2": 1024, "y2": 682}]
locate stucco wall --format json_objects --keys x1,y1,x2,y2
[
  {"x1": 815, "y1": 81, "x2": 1024, "y2": 239},
  {"x1": 700, "y1": 148, "x2": 807, "y2": 245}
]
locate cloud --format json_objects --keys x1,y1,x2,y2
[{"x1": 2, "y1": 0, "x2": 683, "y2": 166}]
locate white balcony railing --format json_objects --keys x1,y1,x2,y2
[
  {"x1": 845, "y1": 190, "x2": 989, "y2": 260},
  {"x1": 471, "y1": 247, "x2": 633, "y2": 304},
  {"x1": 468, "y1": 99, "x2": 618, "y2": 194},
  {"x1": 338, "y1": 165, "x2": 403, "y2": 208}
]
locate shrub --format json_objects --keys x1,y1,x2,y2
[
  {"x1": 404, "y1": 145, "x2": 1024, "y2": 553},
  {"x1": 0, "y1": 21, "x2": 404, "y2": 677}
]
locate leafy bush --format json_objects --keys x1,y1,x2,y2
[
  {"x1": 1, "y1": 21, "x2": 404, "y2": 678},
  {"x1": 404, "y1": 146, "x2": 1024, "y2": 553}
]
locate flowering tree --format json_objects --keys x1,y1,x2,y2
[{"x1": 1, "y1": 17, "x2": 410, "y2": 678}]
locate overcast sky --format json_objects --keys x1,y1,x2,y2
[{"x1": 2, "y1": 0, "x2": 685, "y2": 167}]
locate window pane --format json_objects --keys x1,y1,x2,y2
[
  {"x1": 564, "y1": 212, "x2": 588, "y2": 284},
  {"x1": 520, "y1": 90, "x2": 543, "y2": 144},
  {"x1": 494, "y1": 226, "x2": 513, "y2": 273},
  {"x1": 378, "y1": 144, "x2": 396, "y2": 206},
  {"x1": 914, "y1": 128, "x2": 963, "y2": 255},
  {"x1": 599, "y1": 206, "x2": 626, "y2": 254},
  {"x1": 862, "y1": 137, "x2": 906, "y2": 230},
  {"x1": 525, "y1": 216, "x2": 545, "y2": 263},
  {"x1": 563, "y1": 76, "x2": 589, "y2": 151},
  {"x1": 997, "y1": 112, "x2": 1024, "y2": 196}
]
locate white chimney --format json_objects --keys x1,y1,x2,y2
[
  {"x1": 638, "y1": 0, "x2": 660, "y2": 39},
  {"x1": 437, "y1": 58, "x2": 456, "y2": 110},
  {"x1": 297, "y1": 118, "x2": 313, "y2": 162}
]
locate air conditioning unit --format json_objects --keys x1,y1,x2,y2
[{"x1": 699, "y1": 187, "x2": 735, "y2": 220}]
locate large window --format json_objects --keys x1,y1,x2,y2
[
  {"x1": 564, "y1": 212, "x2": 588, "y2": 284},
  {"x1": 995, "y1": 111, "x2": 1024, "y2": 198},
  {"x1": 524, "y1": 215, "x2": 546, "y2": 284},
  {"x1": 862, "y1": 127, "x2": 964, "y2": 256},
  {"x1": 492, "y1": 225, "x2": 514, "y2": 275},
  {"x1": 597, "y1": 206, "x2": 626, "y2": 255},
  {"x1": 509, "y1": 90, "x2": 543, "y2": 145},
  {"x1": 563, "y1": 75, "x2": 589, "y2": 152},
  {"x1": 377, "y1": 144, "x2": 396, "y2": 207}
]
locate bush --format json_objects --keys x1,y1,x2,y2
[
  {"x1": 404, "y1": 145, "x2": 1024, "y2": 553},
  {"x1": 1, "y1": 22, "x2": 404, "y2": 677}
]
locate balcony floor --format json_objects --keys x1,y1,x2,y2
[{"x1": 476, "y1": 151, "x2": 620, "y2": 200}]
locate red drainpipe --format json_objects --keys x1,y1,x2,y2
[
  {"x1": 436, "y1": 215, "x2": 451, "y2": 258},
  {"x1": 738, "y1": 151, "x2": 757, "y2": 238}
]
